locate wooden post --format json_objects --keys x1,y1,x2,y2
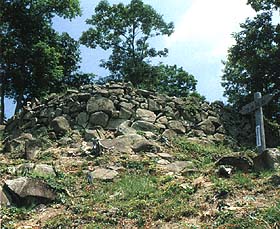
[{"x1": 254, "y1": 92, "x2": 266, "y2": 153}]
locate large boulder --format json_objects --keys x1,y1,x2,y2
[
  {"x1": 87, "y1": 97, "x2": 115, "y2": 114},
  {"x1": 51, "y1": 116, "x2": 71, "y2": 136},
  {"x1": 14, "y1": 163, "x2": 56, "y2": 177},
  {"x1": 253, "y1": 148, "x2": 280, "y2": 170},
  {"x1": 136, "y1": 108, "x2": 156, "y2": 123},
  {"x1": 167, "y1": 120, "x2": 186, "y2": 134},
  {"x1": 3, "y1": 177, "x2": 56, "y2": 206},
  {"x1": 100, "y1": 134, "x2": 145, "y2": 154},
  {"x1": 4, "y1": 133, "x2": 41, "y2": 159},
  {"x1": 131, "y1": 121, "x2": 158, "y2": 132},
  {"x1": 117, "y1": 121, "x2": 137, "y2": 136},
  {"x1": 75, "y1": 112, "x2": 89, "y2": 128},
  {"x1": 197, "y1": 119, "x2": 216, "y2": 135},
  {"x1": 89, "y1": 111, "x2": 109, "y2": 128}
]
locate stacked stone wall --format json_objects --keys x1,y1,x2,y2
[{"x1": 5, "y1": 81, "x2": 255, "y2": 146}]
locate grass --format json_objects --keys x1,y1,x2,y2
[
  {"x1": 2, "y1": 136, "x2": 280, "y2": 228},
  {"x1": 173, "y1": 137, "x2": 233, "y2": 170},
  {"x1": 214, "y1": 201, "x2": 280, "y2": 228},
  {"x1": 39, "y1": 172, "x2": 197, "y2": 228}
]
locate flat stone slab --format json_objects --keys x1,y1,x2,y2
[
  {"x1": 136, "y1": 108, "x2": 156, "y2": 122},
  {"x1": 101, "y1": 134, "x2": 145, "y2": 154},
  {"x1": 157, "y1": 152, "x2": 174, "y2": 159},
  {"x1": 157, "y1": 159, "x2": 170, "y2": 165},
  {"x1": 132, "y1": 139, "x2": 161, "y2": 153},
  {"x1": 89, "y1": 168, "x2": 118, "y2": 181},
  {"x1": 4, "y1": 177, "x2": 56, "y2": 206},
  {"x1": 159, "y1": 161, "x2": 194, "y2": 173}
]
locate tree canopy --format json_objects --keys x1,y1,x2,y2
[
  {"x1": 222, "y1": 0, "x2": 280, "y2": 122},
  {"x1": 143, "y1": 64, "x2": 198, "y2": 98},
  {"x1": 0, "y1": 0, "x2": 82, "y2": 121},
  {"x1": 80, "y1": 0, "x2": 174, "y2": 85}
]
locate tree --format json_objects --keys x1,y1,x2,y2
[
  {"x1": 221, "y1": 0, "x2": 280, "y2": 122},
  {"x1": 0, "y1": 0, "x2": 82, "y2": 120},
  {"x1": 80, "y1": 0, "x2": 174, "y2": 85},
  {"x1": 142, "y1": 64, "x2": 198, "y2": 97}
]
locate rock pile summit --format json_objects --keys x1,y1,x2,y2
[{"x1": 5, "y1": 81, "x2": 253, "y2": 146}]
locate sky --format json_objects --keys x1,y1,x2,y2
[
  {"x1": 5, "y1": 0, "x2": 257, "y2": 118},
  {"x1": 53, "y1": 0, "x2": 256, "y2": 102}
]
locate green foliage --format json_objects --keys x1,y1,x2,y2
[
  {"x1": 141, "y1": 64, "x2": 198, "y2": 97},
  {"x1": 0, "y1": 0, "x2": 83, "y2": 115},
  {"x1": 80, "y1": 0, "x2": 174, "y2": 85},
  {"x1": 222, "y1": 1, "x2": 280, "y2": 122},
  {"x1": 247, "y1": 0, "x2": 280, "y2": 11}
]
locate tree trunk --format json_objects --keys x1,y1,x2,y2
[
  {"x1": 0, "y1": 73, "x2": 5, "y2": 124},
  {"x1": 15, "y1": 91, "x2": 24, "y2": 114}
]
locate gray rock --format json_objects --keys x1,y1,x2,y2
[
  {"x1": 137, "y1": 89, "x2": 152, "y2": 97},
  {"x1": 157, "y1": 152, "x2": 174, "y2": 159},
  {"x1": 136, "y1": 108, "x2": 156, "y2": 122},
  {"x1": 101, "y1": 134, "x2": 145, "y2": 154},
  {"x1": 34, "y1": 164, "x2": 56, "y2": 177},
  {"x1": 119, "y1": 101, "x2": 135, "y2": 110},
  {"x1": 107, "y1": 118, "x2": 127, "y2": 130},
  {"x1": 157, "y1": 116, "x2": 168, "y2": 125},
  {"x1": 131, "y1": 120, "x2": 158, "y2": 132},
  {"x1": 108, "y1": 88, "x2": 124, "y2": 95},
  {"x1": 142, "y1": 131, "x2": 157, "y2": 140},
  {"x1": 51, "y1": 116, "x2": 71, "y2": 136},
  {"x1": 89, "y1": 168, "x2": 118, "y2": 181},
  {"x1": 253, "y1": 148, "x2": 280, "y2": 170},
  {"x1": 216, "y1": 156, "x2": 253, "y2": 172},
  {"x1": 168, "y1": 120, "x2": 186, "y2": 134},
  {"x1": 213, "y1": 133, "x2": 225, "y2": 142},
  {"x1": 84, "y1": 129, "x2": 105, "y2": 141},
  {"x1": 157, "y1": 159, "x2": 170, "y2": 165},
  {"x1": 162, "y1": 129, "x2": 177, "y2": 139},
  {"x1": 76, "y1": 112, "x2": 89, "y2": 128},
  {"x1": 4, "y1": 133, "x2": 41, "y2": 160},
  {"x1": 119, "y1": 107, "x2": 132, "y2": 119},
  {"x1": 197, "y1": 119, "x2": 216, "y2": 135},
  {"x1": 3, "y1": 177, "x2": 56, "y2": 206},
  {"x1": 159, "y1": 161, "x2": 194, "y2": 173},
  {"x1": 208, "y1": 116, "x2": 221, "y2": 128},
  {"x1": 132, "y1": 139, "x2": 160, "y2": 153},
  {"x1": 89, "y1": 111, "x2": 109, "y2": 128},
  {"x1": 148, "y1": 99, "x2": 161, "y2": 111},
  {"x1": 87, "y1": 97, "x2": 115, "y2": 114},
  {"x1": 117, "y1": 121, "x2": 137, "y2": 136},
  {"x1": 188, "y1": 129, "x2": 206, "y2": 138}
]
